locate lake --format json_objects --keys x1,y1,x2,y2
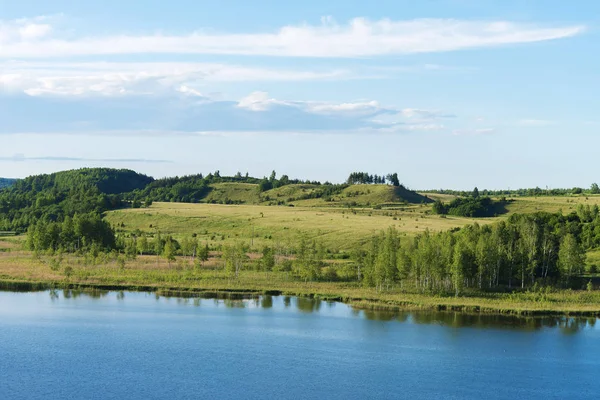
[{"x1": 0, "y1": 290, "x2": 598, "y2": 399}]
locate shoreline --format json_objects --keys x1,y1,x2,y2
[{"x1": 2, "y1": 278, "x2": 600, "y2": 318}]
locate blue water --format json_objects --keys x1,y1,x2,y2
[{"x1": 0, "y1": 290, "x2": 599, "y2": 400}]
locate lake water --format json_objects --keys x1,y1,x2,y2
[{"x1": 1, "y1": 290, "x2": 598, "y2": 400}]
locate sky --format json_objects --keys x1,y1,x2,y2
[{"x1": 0, "y1": 0, "x2": 598, "y2": 189}]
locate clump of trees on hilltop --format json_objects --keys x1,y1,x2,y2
[{"x1": 346, "y1": 172, "x2": 401, "y2": 187}]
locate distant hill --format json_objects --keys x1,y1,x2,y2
[
  {"x1": 130, "y1": 179, "x2": 431, "y2": 207},
  {"x1": 0, "y1": 168, "x2": 153, "y2": 231},
  {"x1": 0, "y1": 178, "x2": 16, "y2": 189},
  {"x1": 11, "y1": 168, "x2": 153, "y2": 195},
  {"x1": 0, "y1": 167, "x2": 431, "y2": 232},
  {"x1": 274, "y1": 184, "x2": 433, "y2": 207}
]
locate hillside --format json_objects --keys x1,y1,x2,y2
[
  {"x1": 106, "y1": 201, "x2": 488, "y2": 252},
  {"x1": 0, "y1": 178, "x2": 16, "y2": 189},
  {"x1": 0, "y1": 168, "x2": 153, "y2": 231},
  {"x1": 11, "y1": 168, "x2": 152, "y2": 195},
  {"x1": 0, "y1": 168, "x2": 431, "y2": 232},
  {"x1": 272, "y1": 184, "x2": 432, "y2": 207},
  {"x1": 127, "y1": 172, "x2": 431, "y2": 207}
]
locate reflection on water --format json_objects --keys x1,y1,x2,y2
[
  {"x1": 362, "y1": 309, "x2": 597, "y2": 334},
  {"x1": 296, "y1": 297, "x2": 322, "y2": 313},
  {"x1": 37, "y1": 289, "x2": 599, "y2": 334}
]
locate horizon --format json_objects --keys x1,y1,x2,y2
[
  {"x1": 1, "y1": 166, "x2": 597, "y2": 193},
  {"x1": 2, "y1": 1, "x2": 599, "y2": 189}
]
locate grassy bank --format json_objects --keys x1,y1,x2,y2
[{"x1": 1, "y1": 250, "x2": 600, "y2": 317}]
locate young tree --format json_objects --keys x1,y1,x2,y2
[
  {"x1": 136, "y1": 235, "x2": 148, "y2": 256},
  {"x1": 451, "y1": 239, "x2": 472, "y2": 296},
  {"x1": 163, "y1": 238, "x2": 176, "y2": 267},
  {"x1": 125, "y1": 238, "x2": 137, "y2": 260},
  {"x1": 154, "y1": 232, "x2": 163, "y2": 266},
  {"x1": 222, "y1": 242, "x2": 247, "y2": 278},
  {"x1": 198, "y1": 243, "x2": 210, "y2": 266},
  {"x1": 261, "y1": 246, "x2": 275, "y2": 272},
  {"x1": 558, "y1": 234, "x2": 586, "y2": 286}
]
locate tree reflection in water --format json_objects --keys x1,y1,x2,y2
[
  {"x1": 42, "y1": 290, "x2": 598, "y2": 333},
  {"x1": 361, "y1": 309, "x2": 596, "y2": 333}
]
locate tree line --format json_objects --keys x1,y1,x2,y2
[
  {"x1": 432, "y1": 196, "x2": 508, "y2": 218},
  {"x1": 346, "y1": 172, "x2": 401, "y2": 187},
  {"x1": 423, "y1": 183, "x2": 600, "y2": 198},
  {"x1": 357, "y1": 210, "x2": 594, "y2": 293}
]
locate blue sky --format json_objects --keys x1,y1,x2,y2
[{"x1": 1, "y1": 0, "x2": 598, "y2": 189}]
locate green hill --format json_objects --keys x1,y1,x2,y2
[
  {"x1": 0, "y1": 168, "x2": 432, "y2": 232},
  {"x1": 267, "y1": 183, "x2": 432, "y2": 207},
  {"x1": 12, "y1": 168, "x2": 152, "y2": 195},
  {"x1": 0, "y1": 168, "x2": 153, "y2": 231}
]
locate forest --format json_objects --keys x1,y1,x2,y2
[
  {"x1": 424, "y1": 183, "x2": 600, "y2": 198},
  {"x1": 0, "y1": 168, "x2": 151, "y2": 232},
  {"x1": 358, "y1": 209, "x2": 596, "y2": 293},
  {"x1": 0, "y1": 178, "x2": 16, "y2": 189}
]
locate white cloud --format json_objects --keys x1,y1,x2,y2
[
  {"x1": 0, "y1": 61, "x2": 351, "y2": 97},
  {"x1": 237, "y1": 92, "x2": 387, "y2": 117},
  {"x1": 306, "y1": 101, "x2": 382, "y2": 116},
  {"x1": 237, "y1": 91, "x2": 288, "y2": 111},
  {"x1": 0, "y1": 16, "x2": 585, "y2": 58},
  {"x1": 517, "y1": 119, "x2": 555, "y2": 127},
  {"x1": 400, "y1": 108, "x2": 454, "y2": 119},
  {"x1": 176, "y1": 85, "x2": 204, "y2": 97},
  {"x1": 0, "y1": 16, "x2": 54, "y2": 43}
]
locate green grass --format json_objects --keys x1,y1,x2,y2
[
  {"x1": 190, "y1": 183, "x2": 431, "y2": 207},
  {"x1": 106, "y1": 194, "x2": 600, "y2": 252},
  {"x1": 106, "y1": 202, "x2": 493, "y2": 251},
  {"x1": 204, "y1": 183, "x2": 262, "y2": 204},
  {"x1": 500, "y1": 195, "x2": 600, "y2": 215}
]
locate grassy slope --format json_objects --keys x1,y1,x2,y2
[
  {"x1": 106, "y1": 194, "x2": 600, "y2": 252},
  {"x1": 204, "y1": 183, "x2": 261, "y2": 204},
  {"x1": 198, "y1": 183, "x2": 431, "y2": 207},
  {"x1": 501, "y1": 195, "x2": 600, "y2": 215},
  {"x1": 105, "y1": 202, "x2": 492, "y2": 251}
]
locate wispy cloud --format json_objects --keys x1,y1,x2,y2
[
  {"x1": 0, "y1": 16, "x2": 585, "y2": 58},
  {"x1": 0, "y1": 153, "x2": 172, "y2": 163},
  {"x1": 237, "y1": 91, "x2": 388, "y2": 117},
  {"x1": 0, "y1": 61, "x2": 351, "y2": 97},
  {"x1": 0, "y1": 89, "x2": 460, "y2": 135}
]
